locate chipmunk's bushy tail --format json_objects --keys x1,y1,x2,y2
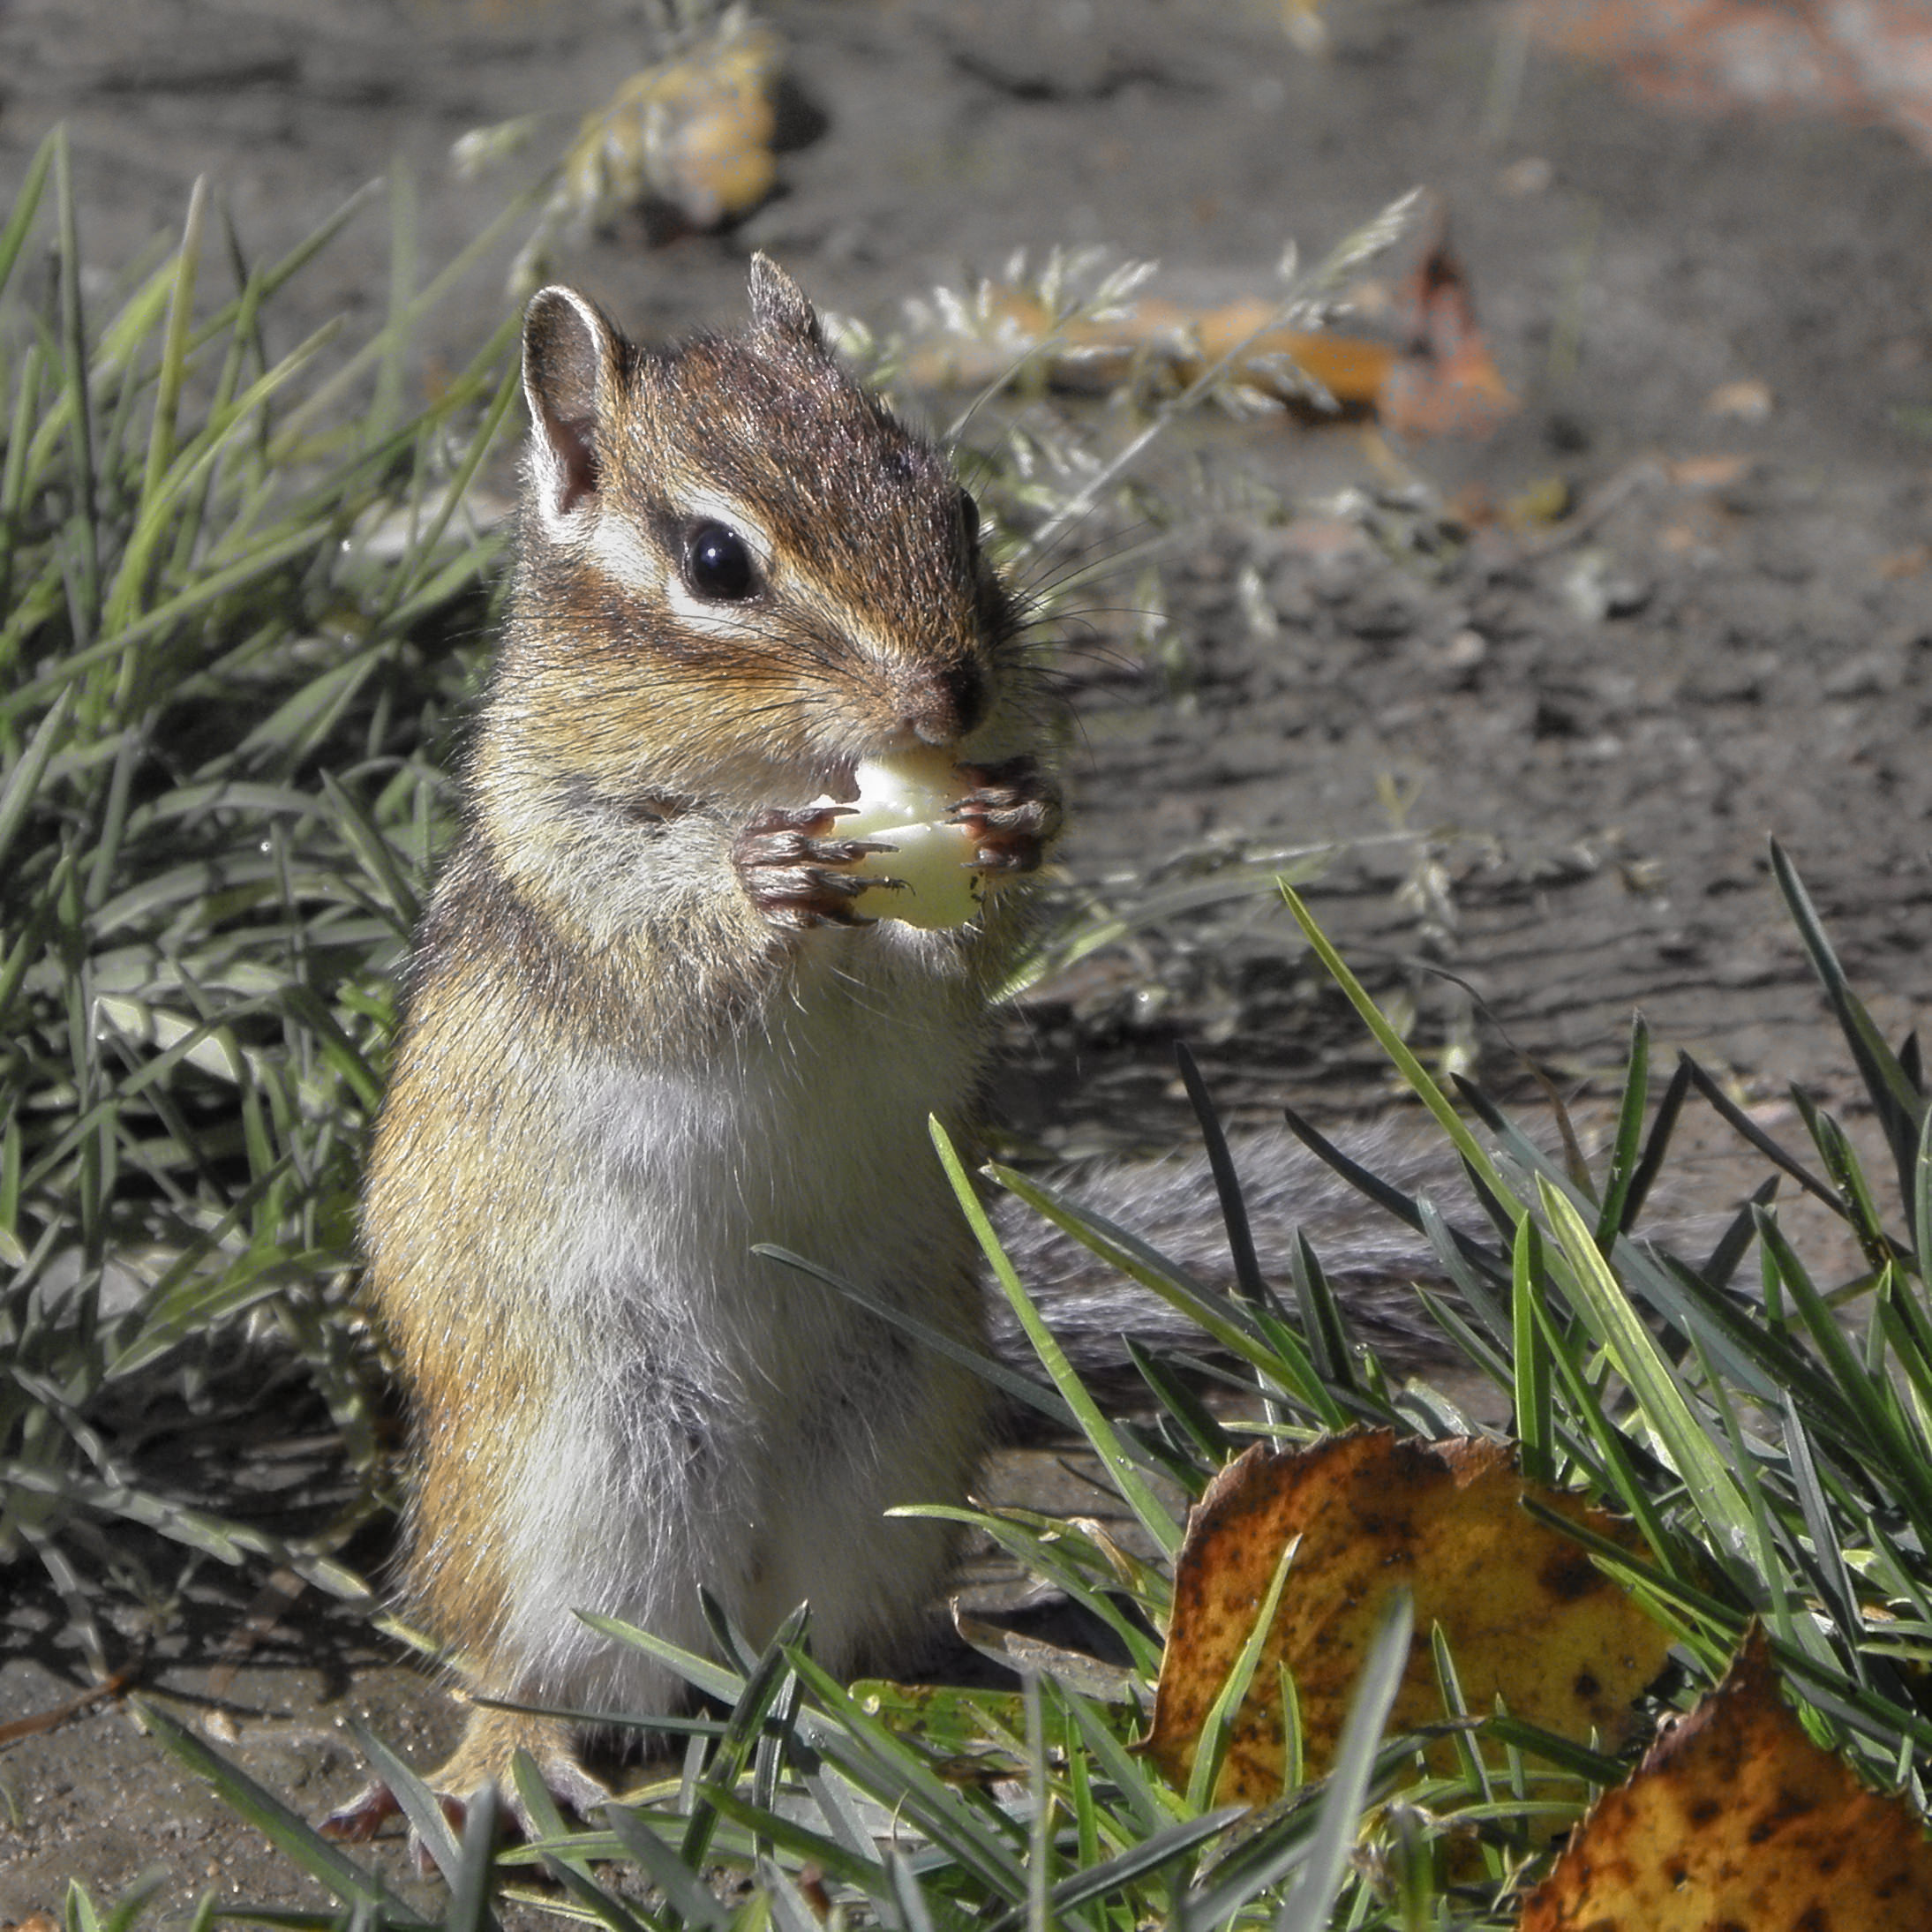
[{"x1": 985, "y1": 1120, "x2": 1477, "y2": 1376}]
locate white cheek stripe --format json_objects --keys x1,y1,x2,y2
[
  {"x1": 587, "y1": 513, "x2": 668, "y2": 598},
  {"x1": 577, "y1": 491, "x2": 935, "y2": 670}
]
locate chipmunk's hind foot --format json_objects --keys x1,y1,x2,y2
[{"x1": 319, "y1": 1706, "x2": 611, "y2": 1874}]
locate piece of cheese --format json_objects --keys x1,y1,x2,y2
[{"x1": 822, "y1": 748, "x2": 985, "y2": 930}]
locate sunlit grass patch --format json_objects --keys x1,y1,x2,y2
[{"x1": 0, "y1": 130, "x2": 521, "y2": 1640}]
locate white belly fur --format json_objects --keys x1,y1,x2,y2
[{"x1": 498, "y1": 932, "x2": 991, "y2": 1714}]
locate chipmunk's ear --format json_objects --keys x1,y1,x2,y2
[
  {"x1": 522, "y1": 286, "x2": 623, "y2": 526},
  {"x1": 747, "y1": 253, "x2": 824, "y2": 351}
]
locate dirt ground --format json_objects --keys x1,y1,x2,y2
[{"x1": 2, "y1": 0, "x2": 1928, "y2": 1916}]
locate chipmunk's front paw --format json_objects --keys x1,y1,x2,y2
[
  {"x1": 950, "y1": 757, "x2": 1062, "y2": 876},
  {"x1": 319, "y1": 1708, "x2": 610, "y2": 1876},
  {"x1": 733, "y1": 806, "x2": 895, "y2": 929}
]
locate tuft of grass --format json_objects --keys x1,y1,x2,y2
[
  {"x1": 0, "y1": 130, "x2": 523, "y2": 1641},
  {"x1": 146, "y1": 841, "x2": 1932, "y2": 1928}
]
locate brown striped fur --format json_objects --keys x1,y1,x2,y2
[{"x1": 331, "y1": 259, "x2": 1059, "y2": 1839}]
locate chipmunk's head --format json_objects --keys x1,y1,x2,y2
[{"x1": 494, "y1": 258, "x2": 1019, "y2": 821}]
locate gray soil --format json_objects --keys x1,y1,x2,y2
[{"x1": 2, "y1": 0, "x2": 1928, "y2": 1916}]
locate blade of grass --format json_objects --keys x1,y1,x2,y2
[
  {"x1": 1593, "y1": 1015, "x2": 1650, "y2": 1242},
  {"x1": 445, "y1": 1786, "x2": 503, "y2": 1932},
  {"x1": 897, "y1": 1503, "x2": 1166, "y2": 1673},
  {"x1": 1010, "y1": 1809, "x2": 1244, "y2": 1930},
  {"x1": 783, "y1": 1646, "x2": 1029, "y2": 1898},
  {"x1": 680, "y1": 1604, "x2": 809, "y2": 1875},
  {"x1": 139, "y1": 177, "x2": 208, "y2": 515},
  {"x1": 933, "y1": 1118, "x2": 1181, "y2": 1558},
  {"x1": 348, "y1": 1719, "x2": 463, "y2": 1883},
  {"x1": 575, "y1": 1613, "x2": 746, "y2": 1707},
  {"x1": 1770, "y1": 839, "x2": 1924, "y2": 1176},
  {"x1": 317, "y1": 771, "x2": 421, "y2": 934},
  {"x1": 1, "y1": 519, "x2": 341, "y2": 725},
  {"x1": 1538, "y1": 1177, "x2": 1756, "y2": 1569},
  {"x1": 1917, "y1": 1108, "x2": 1932, "y2": 1290},
  {"x1": 1516, "y1": 1498, "x2": 1739, "y2": 1649},
  {"x1": 0, "y1": 688, "x2": 76, "y2": 874},
  {"x1": 51, "y1": 132, "x2": 101, "y2": 657},
  {"x1": 985, "y1": 1163, "x2": 1271, "y2": 1364},
  {"x1": 0, "y1": 126, "x2": 56, "y2": 304},
  {"x1": 607, "y1": 1797, "x2": 780, "y2": 1924},
  {"x1": 1695, "y1": 1175, "x2": 1778, "y2": 1293},
  {"x1": 1680, "y1": 1053, "x2": 1845, "y2": 1216},
  {"x1": 1022, "y1": 1674, "x2": 1050, "y2": 1932},
  {"x1": 1779, "y1": 1393, "x2": 1865, "y2": 1656},
  {"x1": 1513, "y1": 1216, "x2": 1554, "y2": 1485},
  {"x1": 1280, "y1": 882, "x2": 1514, "y2": 1205},
  {"x1": 755, "y1": 1243, "x2": 1071, "y2": 1425},
  {"x1": 103, "y1": 316, "x2": 348, "y2": 635},
  {"x1": 1622, "y1": 1052, "x2": 1692, "y2": 1229},
  {"x1": 1758, "y1": 1208, "x2": 1932, "y2": 1532},
  {"x1": 268, "y1": 179, "x2": 546, "y2": 455},
  {"x1": 510, "y1": 1751, "x2": 610, "y2": 1896},
  {"x1": 1274, "y1": 1588, "x2": 1412, "y2": 1932},
  {"x1": 1186, "y1": 1530, "x2": 1300, "y2": 1811},
  {"x1": 379, "y1": 350, "x2": 521, "y2": 616},
  {"x1": 1517, "y1": 1293, "x2": 1681, "y2": 1582},
  {"x1": 137, "y1": 1700, "x2": 419, "y2": 1919},
  {"x1": 1172, "y1": 1040, "x2": 1268, "y2": 1308},
  {"x1": 1286, "y1": 1229, "x2": 1356, "y2": 1394}
]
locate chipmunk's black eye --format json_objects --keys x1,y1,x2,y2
[{"x1": 683, "y1": 521, "x2": 757, "y2": 600}]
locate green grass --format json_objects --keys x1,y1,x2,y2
[
  {"x1": 0, "y1": 127, "x2": 523, "y2": 1637},
  {"x1": 150, "y1": 843, "x2": 1925, "y2": 1932},
  {"x1": 8, "y1": 136, "x2": 1930, "y2": 1931}
]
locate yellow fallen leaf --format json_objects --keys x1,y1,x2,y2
[
  {"x1": 1519, "y1": 1628, "x2": 1932, "y2": 1930},
  {"x1": 559, "y1": 13, "x2": 785, "y2": 233},
  {"x1": 1146, "y1": 1432, "x2": 1673, "y2": 1806},
  {"x1": 1504, "y1": 475, "x2": 1575, "y2": 530},
  {"x1": 896, "y1": 231, "x2": 1517, "y2": 440}
]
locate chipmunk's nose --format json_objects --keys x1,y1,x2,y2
[{"x1": 906, "y1": 656, "x2": 988, "y2": 746}]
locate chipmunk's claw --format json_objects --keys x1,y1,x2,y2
[
  {"x1": 950, "y1": 756, "x2": 1062, "y2": 875},
  {"x1": 319, "y1": 1778, "x2": 460, "y2": 1880},
  {"x1": 319, "y1": 1778, "x2": 405, "y2": 1844},
  {"x1": 319, "y1": 1710, "x2": 613, "y2": 1879},
  {"x1": 735, "y1": 808, "x2": 894, "y2": 928}
]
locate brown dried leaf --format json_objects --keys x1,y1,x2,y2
[
  {"x1": 1520, "y1": 1628, "x2": 1932, "y2": 1930},
  {"x1": 1379, "y1": 233, "x2": 1517, "y2": 440},
  {"x1": 896, "y1": 232, "x2": 1515, "y2": 437},
  {"x1": 898, "y1": 288, "x2": 1396, "y2": 408},
  {"x1": 1523, "y1": 0, "x2": 1932, "y2": 163},
  {"x1": 1146, "y1": 1432, "x2": 1672, "y2": 1806}
]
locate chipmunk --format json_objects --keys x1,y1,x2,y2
[
  {"x1": 325, "y1": 256, "x2": 1064, "y2": 1841},
  {"x1": 323, "y1": 257, "x2": 1473, "y2": 1847}
]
